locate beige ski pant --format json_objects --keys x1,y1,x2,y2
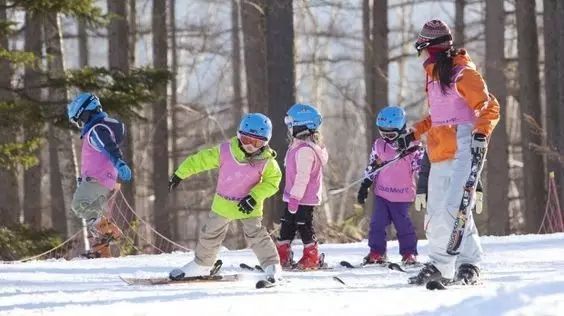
[
  {"x1": 194, "y1": 211, "x2": 280, "y2": 268},
  {"x1": 425, "y1": 123, "x2": 483, "y2": 279}
]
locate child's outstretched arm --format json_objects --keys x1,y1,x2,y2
[
  {"x1": 174, "y1": 146, "x2": 220, "y2": 179},
  {"x1": 249, "y1": 159, "x2": 282, "y2": 202}
]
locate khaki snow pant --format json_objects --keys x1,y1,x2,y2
[
  {"x1": 71, "y1": 179, "x2": 111, "y2": 221},
  {"x1": 194, "y1": 211, "x2": 280, "y2": 268},
  {"x1": 425, "y1": 124, "x2": 483, "y2": 279}
]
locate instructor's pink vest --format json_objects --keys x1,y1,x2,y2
[
  {"x1": 216, "y1": 142, "x2": 266, "y2": 201},
  {"x1": 427, "y1": 65, "x2": 476, "y2": 126},
  {"x1": 81, "y1": 124, "x2": 117, "y2": 189},
  {"x1": 283, "y1": 142, "x2": 324, "y2": 205},
  {"x1": 373, "y1": 139, "x2": 416, "y2": 202}
]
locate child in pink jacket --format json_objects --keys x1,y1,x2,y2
[{"x1": 276, "y1": 103, "x2": 329, "y2": 269}]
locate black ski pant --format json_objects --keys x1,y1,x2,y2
[{"x1": 278, "y1": 204, "x2": 316, "y2": 245}]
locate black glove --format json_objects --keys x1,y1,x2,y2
[
  {"x1": 396, "y1": 130, "x2": 415, "y2": 151},
  {"x1": 357, "y1": 179, "x2": 373, "y2": 205},
  {"x1": 238, "y1": 195, "x2": 257, "y2": 214},
  {"x1": 168, "y1": 174, "x2": 182, "y2": 192}
]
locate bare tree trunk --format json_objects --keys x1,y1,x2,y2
[
  {"x1": 108, "y1": 0, "x2": 134, "y2": 214},
  {"x1": 454, "y1": 0, "x2": 465, "y2": 47},
  {"x1": 152, "y1": 0, "x2": 170, "y2": 239},
  {"x1": 556, "y1": 0, "x2": 564, "y2": 206},
  {"x1": 485, "y1": 0, "x2": 509, "y2": 235},
  {"x1": 265, "y1": 0, "x2": 295, "y2": 230},
  {"x1": 232, "y1": 0, "x2": 243, "y2": 125},
  {"x1": 23, "y1": 12, "x2": 43, "y2": 229},
  {"x1": 169, "y1": 0, "x2": 179, "y2": 241},
  {"x1": 362, "y1": 0, "x2": 373, "y2": 152},
  {"x1": 44, "y1": 12, "x2": 80, "y2": 237},
  {"x1": 371, "y1": 0, "x2": 388, "y2": 143},
  {"x1": 0, "y1": 0, "x2": 21, "y2": 225},
  {"x1": 242, "y1": 0, "x2": 268, "y2": 113},
  {"x1": 515, "y1": 0, "x2": 545, "y2": 233},
  {"x1": 129, "y1": 0, "x2": 136, "y2": 67},
  {"x1": 77, "y1": 19, "x2": 88, "y2": 67}
]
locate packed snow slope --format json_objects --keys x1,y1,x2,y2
[{"x1": 1, "y1": 233, "x2": 564, "y2": 316}]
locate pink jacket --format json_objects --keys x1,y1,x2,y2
[{"x1": 283, "y1": 139, "x2": 329, "y2": 205}]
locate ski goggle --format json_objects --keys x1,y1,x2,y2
[
  {"x1": 238, "y1": 132, "x2": 268, "y2": 148},
  {"x1": 414, "y1": 34, "x2": 452, "y2": 56},
  {"x1": 378, "y1": 128, "x2": 400, "y2": 141},
  {"x1": 284, "y1": 115, "x2": 294, "y2": 128}
]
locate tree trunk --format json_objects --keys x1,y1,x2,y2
[
  {"x1": 129, "y1": 0, "x2": 137, "y2": 67},
  {"x1": 485, "y1": 0, "x2": 509, "y2": 235},
  {"x1": 265, "y1": 0, "x2": 295, "y2": 230},
  {"x1": 169, "y1": 0, "x2": 179, "y2": 241},
  {"x1": 371, "y1": 0, "x2": 388, "y2": 143},
  {"x1": 77, "y1": 19, "x2": 88, "y2": 67},
  {"x1": 556, "y1": 0, "x2": 564, "y2": 206},
  {"x1": 0, "y1": 0, "x2": 21, "y2": 226},
  {"x1": 242, "y1": 0, "x2": 268, "y2": 113},
  {"x1": 23, "y1": 12, "x2": 43, "y2": 229},
  {"x1": 515, "y1": 0, "x2": 545, "y2": 233},
  {"x1": 152, "y1": 0, "x2": 170, "y2": 239},
  {"x1": 363, "y1": 0, "x2": 374, "y2": 152},
  {"x1": 108, "y1": 0, "x2": 135, "y2": 214},
  {"x1": 454, "y1": 0, "x2": 465, "y2": 47},
  {"x1": 44, "y1": 12, "x2": 80, "y2": 237},
  {"x1": 232, "y1": 0, "x2": 243, "y2": 126}
]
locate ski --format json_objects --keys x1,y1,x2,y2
[
  {"x1": 255, "y1": 278, "x2": 278, "y2": 289},
  {"x1": 241, "y1": 253, "x2": 332, "y2": 273},
  {"x1": 339, "y1": 260, "x2": 413, "y2": 272},
  {"x1": 239, "y1": 263, "x2": 264, "y2": 272},
  {"x1": 120, "y1": 274, "x2": 239, "y2": 286},
  {"x1": 446, "y1": 145, "x2": 487, "y2": 255},
  {"x1": 426, "y1": 279, "x2": 482, "y2": 290}
]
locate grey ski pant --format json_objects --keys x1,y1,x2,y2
[
  {"x1": 71, "y1": 179, "x2": 111, "y2": 220},
  {"x1": 194, "y1": 211, "x2": 280, "y2": 268}
]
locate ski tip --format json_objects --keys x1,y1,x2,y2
[
  {"x1": 333, "y1": 276, "x2": 347, "y2": 285},
  {"x1": 426, "y1": 280, "x2": 447, "y2": 290},
  {"x1": 388, "y1": 263, "x2": 406, "y2": 273},
  {"x1": 340, "y1": 260, "x2": 355, "y2": 269},
  {"x1": 256, "y1": 279, "x2": 276, "y2": 289}
]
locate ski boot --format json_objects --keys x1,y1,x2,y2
[
  {"x1": 264, "y1": 263, "x2": 283, "y2": 283},
  {"x1": 408, "y1": 263, "x2": 442, "y2": 285},
  {"x1": 401, "y1": 253, "x2": 418, "y2": 266},
  {"x1": 296, "y1": 242, "x2": 320, "y2": 269},
  {"x1": 83, "y1": 217, "x2": 122, "y2": 258},
  {"x1": 363, "y1": 251, "x2": 388, "y2": 265},
  {"x1": 276, "y1": 240, "x2": 293, "y2": 268},
  {"x1": 169, "y1": 260, "x2": 214, "y2": 281},
  {"x1": 456, "y1": 263, "x2": 480, "y2": 285}
]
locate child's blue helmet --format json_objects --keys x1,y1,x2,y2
[
  {"x1": 285, "y1": 103, "x2": 322, "y2": 131},
  {"x1": 376, "y1": 105, "x2": 406, "y2": 131},
  {"x1": 67, "y1": 92, "x2": 101, "y2": 125},
  {"x1": 238, "y1": 113, "x2": 272, "y2": 141}
]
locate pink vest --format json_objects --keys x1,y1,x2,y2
[
  {"x1": 216, "y1": 142, "x2": 267, "y2": 201},
  {"x1": 373, "y1": 139, "x2": 417, "y2": 202},
  {"x1": 81, "y1": 124, "x2": 118, "y2": 190},
  {"x1": 427, "y1": 65, "x2": 476, "y2": 126},
  {"x1": 283, "y1": 142, "x2": 324, "y2": 205}
]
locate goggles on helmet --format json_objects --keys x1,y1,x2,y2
[
  {"x1": 238, "y1": 131, "x2": 268, "y2": 148},
  {"x1": 414, "y1": 34, "x2": 452, "y2": 56}
]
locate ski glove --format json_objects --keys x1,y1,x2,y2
[
  {"x1": 414, "y1": 193, "x2": 426, "y2": 212},
  {"x1": 115, "y1": 159, "x2": 132, "y2": 182},
  {"x1": 471, "y1": 133, "x2": 488, "y2": 155},
  {"x1": 288, "y1": 197, "x2": 300, "y2": 214},
  {"x1": 474, "y1": 191, "x2": 484, "y2": 214},
  {"x1": 357, "y1": 179, "x2": 373, "y2": 205},
  {"x1": 238, "y1": 195, "x2": 257, "y2": 214},
  {"x1": 168, "y1": 174, "x2": 182, "y2": 192},
  {"x1": 396, "y1": 130, "x2": 415, "y2": 151}
]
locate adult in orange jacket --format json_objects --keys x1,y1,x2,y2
[{"x1": 400, "y1": 20, "x2": 500, "y2": 287}]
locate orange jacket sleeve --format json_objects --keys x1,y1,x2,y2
[
  {"x1": 413, "y1": 114, "x2": 432, "y2": 140},
  {"x1": 456, "y1": 68, "x2": 500, "y2": 136}
]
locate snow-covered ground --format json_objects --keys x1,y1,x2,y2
[{"x1": 1, "y1": 233, "x2": 564, "y2": 316}]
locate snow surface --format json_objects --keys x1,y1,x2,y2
[{"x1": 2, "y1": 233, "x2": 564, "y2": 316}]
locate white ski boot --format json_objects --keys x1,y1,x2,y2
[
  {"x1": 264, "y1": 263, "x2": 283, "y2": 283},
  {"x1": 169, "y1": 260, "x2": 213, "y2": 280}
]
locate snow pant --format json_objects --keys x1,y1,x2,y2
[
  {"x1": 368, "y1": 196, "x2": 417, "y2": 255},
  {"x1": 71, "y1": 178, "x2": 111, "y2": 221},
  {"x1": 425, "y1": 123, "x2": 483, "y2": 279},
  {"x1": 278, "y1": 205, "x2": 316, "y2": 244},
  {"x1": 194, "y1": 211, "x2": 280, "y2": 268}
]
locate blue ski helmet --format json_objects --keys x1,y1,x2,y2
[
  {"x1": 238, "y1": 113, "x2": 272, "y2": 141},
  {"x1": 67, "y1": 92, "x2": 101, "y2": 124},
  {"x1": 376, "y1": 105, "x2": 406, "y2": 130},
  {"x1": 285, "y1": 103, "x2": 322, "y2": 130}
]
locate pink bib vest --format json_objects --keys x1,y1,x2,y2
[
  {"x1": 216, "y1": 142, "x2": 267, "y2": 201},
  {"x1": 427, "y1": 65, "x2": 476, "y2": 126},
  {"x1": 373, "y1": 139, "x2": 416, "y2": 202},
  {"x1": 81, "y1": 124, "x2": 118, "y2": 190},
  {"x1": 283, "y1": 142, "x2": 324, "y2": 205}
]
